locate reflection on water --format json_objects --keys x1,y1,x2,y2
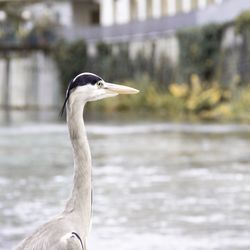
[{"x1": 0, "y1": 118, "x2": 250, "y2": 250}]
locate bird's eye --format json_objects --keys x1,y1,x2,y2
[{"x1": 97, "y1": 81, "x2": 104, "y2": 88}]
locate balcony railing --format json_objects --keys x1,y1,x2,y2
[
  {"x1": 58, "y1": 0, "x2": 250, "y2": 43},
  {"x1": 58, "y1": 11, "x2": 197, "y2": 43}
]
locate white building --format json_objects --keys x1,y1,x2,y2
[{"x1": 99, "y1": 0, "x2": 224, "y2": 26}]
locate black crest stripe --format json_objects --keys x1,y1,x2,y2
[
  {"x1": 59, "y1": 80, "x2": 72, "y2": 117},
  {"x1": 59, "y1": 73, "x2": 103, "y2": 116},
  {"x1": 71, "y1": 232, "x2": 84, "y2": 249}
]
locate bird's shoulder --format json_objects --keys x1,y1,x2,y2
[
  {"x1": 15, "y1": 216, "x2": 84, "y2": 250},
  {"x1": 60, "y1": 232, "x2": 85, "y2": 250}
]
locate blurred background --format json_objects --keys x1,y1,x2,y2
[{"x1": 1, "y1": 0, "x2": 250, "y2": 249}]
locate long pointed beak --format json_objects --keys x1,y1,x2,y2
[{"x1": 104, "y1": 82, "x2": 139, "y2": 95}]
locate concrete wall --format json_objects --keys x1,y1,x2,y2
[
  {"x1": 0, "y1": 52, "x2": 61, "y2": 110},
  {"x1": 99, "y1": 0, "x2": 226, "y2": 26},
  {"x1": 128, "y1": 33, "x2": 179, "y2": 66}
]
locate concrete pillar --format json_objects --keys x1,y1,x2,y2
[
  {"x1": 168, "y1": 0, "x2": 176, "y2": 15},
  {"x1": 116, "y1": 0, "x2": 130, "y2": 24},
  {"x1": 199, "y1": 0, "x2": 207, "y2": 9},
  {"x1": 3, "y1": 55, "x2": 10, "y2": 109},
  {"x1": 138, "y1": 0, "x2": 147, "y2": 20},
  {"x1": 152, "y1": 0, "x2": 161, "y2": 18},
  {"x1": 0, "y1": 59, "x2": 5, "y2": 106},
  {"x1": 37, "y1": 53, "x2": 60, "y2": 109},
  {"x1": 183, "y1": 0, "x2": 191, "y2": 12},
  {"x1": 100, "y1": 0, "x2": 115, "y2": 26}
]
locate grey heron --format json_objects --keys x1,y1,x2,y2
[{"x1": 16, "y1": 72, "x2": 139, "y2": 250}]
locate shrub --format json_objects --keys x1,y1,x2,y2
[
  {"x1": 52, "y1": 39, "x2": 176, "y2": 91},
  {"x1": 52, "y1": 40, "x2": 88, "y2": 92},
  {"x1": 177, "y1": 24, "x2": 224, "y2": 83},
  {"x1": 236, "y1": 10, "x2": 250, "y2": 33},
  {"x1": 236, "y1": 11, "x2": 250, "y2": 83}
]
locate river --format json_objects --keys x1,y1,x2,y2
[{"x1": 0, "y1": 114, "x2": 250, "y2": 250}]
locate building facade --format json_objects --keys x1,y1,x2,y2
[
  {"x1": 99, "y1": 0, "x2": 224, "y2": 26},
  {"x1": 71, "y1": 0, "x2": 100, "y2": 26}
]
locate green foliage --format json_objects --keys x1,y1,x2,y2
[
  {"x1": 0, "y1": 8, "x2": 58, "y2": 46},
  {"x1": 89, "y1": 75, "x2": 250, "y2": 121},
  {"x1": 169, "y1": 75, "x2": 225, "y2": 114},
  {"x1": 52, "y1": 39, "x2": 175, "y2": 92},
  {"x1": 52, "y1": 37, "x2": 250, "y2": 121},
  {"x1": 236, "y1": 10, "x2": 250, "y2": 33},
  {"x1": 89, "y1": 75, "x2": 185, "y2": 117},
  {"x1": 235, "y1": 11, "x2": 250, "y2": 83},
  {"x1": 23, "y1": 16, "x2": 57, "y2": 45},
  {"x1": 51, "y1": 14, "x2": 250, "y2": 121},
  {"x1": 177, "y1": 24, "x2": 224, "y2": 82},
  {"x1": 93, "y1": 42, "x2": 132, "y2": 81},
  {"x1": 52, "y1": 40, "x2": 88, "y2": 92},
  {"x1": 231, "y1": 85, "x2": 250, "y2": 121}
]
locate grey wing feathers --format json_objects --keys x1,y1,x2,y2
[
  {"x1": 59, "y1": 232, "x2": 85, "y2": 250},
  {"x1": 16, "y1": 232, "x2": 85, "y2": 250},
  {"x1": 15, "y1": 216, "x2": 85, "y2": 250}
]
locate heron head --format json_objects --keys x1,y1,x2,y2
[{"x1": 60, "y1": 72, "x2": 139, "y2": 115}]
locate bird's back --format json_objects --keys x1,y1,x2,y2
[{"x1": 16, "y1": 215, "x2": 85, "y2": 250}]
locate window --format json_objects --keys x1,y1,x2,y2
[{"x1": 91, "y1": 9, "x2": 100, "y2": 25}]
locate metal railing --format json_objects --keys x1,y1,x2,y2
[
  {"x1": 58, "y1": 11, "x2": 197, "y2": 43},
  {"x1": 58, "y1": 0, "x2": 250, "y2": 43}
]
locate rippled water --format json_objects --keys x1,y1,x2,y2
[{"x1": 1, "y1": 121, "x2": 250, "y2": 250}]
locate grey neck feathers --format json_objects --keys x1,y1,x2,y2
[{"x1": 64, "y1": 97, "x2": 92, "y2": 229}]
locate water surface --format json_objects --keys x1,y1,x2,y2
[{"x1": 0, "y1": 121, "x2": 250, "y2": 250}]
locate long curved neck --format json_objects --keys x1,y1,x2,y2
[{"x1": 64, "y1": 97, "x2": 92, "y2": 227}]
